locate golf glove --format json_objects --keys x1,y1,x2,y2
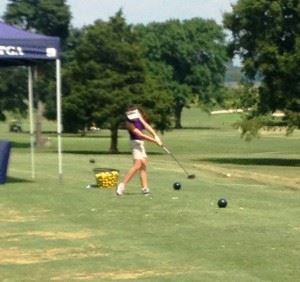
[{"x1": 154, "y1": 135, "x2": 163, "y2": 146}]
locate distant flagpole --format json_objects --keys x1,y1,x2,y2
[
  {"x1": 28, "y1": 66, "x2": 35, "y2": 179},
  {"x1": 56, "y1": 59, "x2": 63, "y2": 182}
]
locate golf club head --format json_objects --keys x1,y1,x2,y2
[{"x1": 162, "y1": 146, "x2": 195, "y2": 179}]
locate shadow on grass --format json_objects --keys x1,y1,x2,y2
[
  {"x1": 198, "y1": 158, "x2": 300, "y2": 167},
  {"x1": 179, "y1": 126, "x2": 219, "y2": 130},
  {"x1": 123, "y1": 192, "x2": 147, "y2": 196},
  {"x1": 5, "y1": 177, "x2": 33, "y2": 183},
  {"x1": 11, "y1": 141, "x2": 30, "y2": 149}
]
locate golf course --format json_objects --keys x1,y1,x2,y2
[{"x1": 1, "y1": 108, "x2": 299, "y2": 281}]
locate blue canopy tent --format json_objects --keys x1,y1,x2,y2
[{"x1": 0, "y1": 21, "x2": 63, "y2": 181}]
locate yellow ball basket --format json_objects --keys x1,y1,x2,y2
[{"x1": 93, "y1": 168, "x2": 119, "y2": 189}]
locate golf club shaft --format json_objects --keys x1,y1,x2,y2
[{"x1": 162, "y1": 146, "x2": 191, "y2": 177}]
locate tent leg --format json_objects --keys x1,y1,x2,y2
[
  {"x1": 28, "y1": 66, "x2": 35, "y2": 179},
  {"x1": 56, "y1": 59, "x2": 63, "y2": 182}
]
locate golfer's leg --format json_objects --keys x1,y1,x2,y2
[
  {"x1": 123, "y1": 160, "x2": 142, "y2": 186},
  {"x1": 139, "y1": 159, "x2": 148, "y2": 189}
]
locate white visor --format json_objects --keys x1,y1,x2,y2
[{"x1": 126, "y1": 109, "x2": 140, "y2": 120}]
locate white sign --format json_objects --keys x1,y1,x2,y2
[
  {"x1": 0, "y1": 46, "x2": 24, "y2": 56},
  {"x1": 46, "y1": 48, "x2": 57, "y2": 58}
]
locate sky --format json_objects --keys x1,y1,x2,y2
[{"x1": 0, "y1": 0, "x2": 237, "y2": 27}]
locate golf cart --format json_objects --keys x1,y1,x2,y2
[{"x1": 9, "y1": 119, "x2": 23, "y2": 133}]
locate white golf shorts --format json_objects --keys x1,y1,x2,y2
[{"x1": 130, "y1": 140, "x2": 147, "y2": 160}]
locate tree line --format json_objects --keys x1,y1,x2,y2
[{"x1": 0, "y1": 0, "x2": 299, "y2": 151}]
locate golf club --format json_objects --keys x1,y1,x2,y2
[{"x1": 162, "y1": 145, "x2": 195, "y2": 179}]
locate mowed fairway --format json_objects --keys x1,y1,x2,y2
[{"x1": 1, "y1": 109, "x2": 299, "y2": 281}]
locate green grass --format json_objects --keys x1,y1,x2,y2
[{"x1": 0, "y1": 108, "x2": 299, "y2": 281}]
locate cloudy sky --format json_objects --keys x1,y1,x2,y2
[{"x1": 0, "y1": 0, "x2": 237, "y2": 27}]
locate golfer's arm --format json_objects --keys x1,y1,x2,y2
[
  {"x1": 126, "y1": 122, "x2": 156, "y2": 143},
  {"x1": 133, "y1": 128, "x2": 156, "y2": 143},
  {"x1": 139, "y1": 117, "x2": 157, "y2": 137}
]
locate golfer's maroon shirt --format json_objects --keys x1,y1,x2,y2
[{"x1": 127, "y1": 118, "x2": 145, "y2": 140}]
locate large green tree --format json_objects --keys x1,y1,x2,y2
[
  {"x1": 63, "y1": 11, "x2": 173, "y2": 152},
  {"x1": 3, "y1": 0, "x2": 71, "y2": 145},
  {"x1": 224, "y1": 0, "x2": 300, "y2": 133},
  {"x1": 136, "y1": 18, "x2": 228, "y2": 128},
  {"x1": 0, "y1": 68, "x2": 27, "y2": 121},
  {"x1": 4, "y1": 0, "x2": 70, "y2": 40}
]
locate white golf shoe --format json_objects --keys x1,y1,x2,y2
[
  {"x1": 141, "y1": 187, "x2": 151, "y2": 196},
  {"x1": 116, "y1": 182, "x2": 125, "y2": 196}
]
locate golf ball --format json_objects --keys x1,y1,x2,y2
[
  {"x1": 218, "y1": 198, "x2": 227, "y2": 208},
  {"x1": 173, "y1": 182, "x2": 182, "y2": 190}
]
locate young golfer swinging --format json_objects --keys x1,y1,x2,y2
[{"x1": 116, "y1": 106, "x2": 162, "y2": 196}]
